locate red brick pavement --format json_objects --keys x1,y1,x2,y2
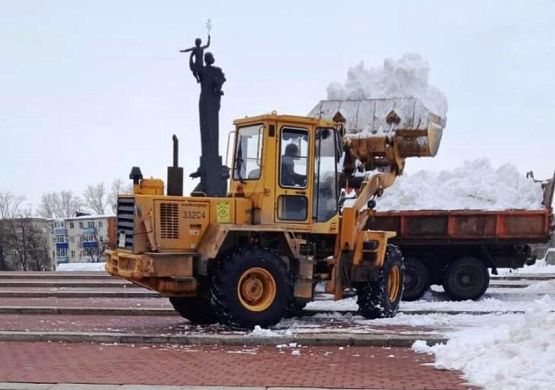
[
  {"x1": 0, "y1": 297, "x2": 168, "y2": 308},
  {"x1": 0, "y1": 314, "x2": 186, "y2": 334},
  {"x1": 0, "y1": 341, "x2": 475, "y2": 389},
  {"x1": 0, "y1": 314, "x2": 429, "y2": 336}
]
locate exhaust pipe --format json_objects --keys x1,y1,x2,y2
[{"x1": 167, "y1": 134, "x2": 183, "y2": 196}]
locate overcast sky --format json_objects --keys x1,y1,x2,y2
[{"x1": 1, "y1": 0, "x2": 554, "y2": 209}]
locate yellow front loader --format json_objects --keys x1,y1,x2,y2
[{"x1": 106, "y1": 99, "x2": 445, "y2": 329}]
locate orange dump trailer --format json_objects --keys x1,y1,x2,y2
[{"x1": 366, "y1": 175, "x2": 554, "y2": 301}]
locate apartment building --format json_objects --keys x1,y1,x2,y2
[{"x1": 51, "y1": 215, "x2": 115, "y2": 264}]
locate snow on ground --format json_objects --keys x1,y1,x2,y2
[
  {"x1": 306, "y1": 289, "x2": 555, "y2": 317},
  {"x1": 376, "y1": 158, "x2": 545, "y2": 211},
  {"x1": 327, "y1": 53, "x2": 448, "y2": 116},
  {"x1": 56, "y1": 262, "x2": 106, "y2": 271},
  {"x1": 498, "y1": 258, "x2": 555, "y2": 275},
  {"x1": 302, "y1": 276, "x2": 555, "y2": 389},
  {"x1": 412, "y1": 296, "x2": 555, "y2": 390}
]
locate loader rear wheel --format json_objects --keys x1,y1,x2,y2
[
  {"x1": 169, "y1": 296, "x2": 217, "y2": 325},
  {"x1": 442, "y1": 257, "x2": 489, "y2": 300},
  {"x1": 210, "y1": 247, "x2": 291, "y2": 329},
  {"x1": 357, "y1": 245, "x2": 405, "y2": 319},
  {"x1": 402, "y1": 257, "x2": 430, "y2": 301}
]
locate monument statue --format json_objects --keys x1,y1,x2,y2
[
  {"x1": 181, "y1": 22, "x2": 228, "y2": 197},
  {"x1": 189, "y1": 50, "x2": 226, "y2": 160},
  {"x1": 179, "y1": 35, "x2": 210, "y2": 83}
]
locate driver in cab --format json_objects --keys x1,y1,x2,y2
[{"x1": 281, "y1": 144, "x2": 306, "y2": 187}]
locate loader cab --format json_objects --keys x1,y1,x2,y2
[{"x1": 229, "y1": 114, "x2": 341, "y2": 233}]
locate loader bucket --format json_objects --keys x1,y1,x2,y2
[{"x1": 309, "y1": 98, "x2": 446, "y2": 168}]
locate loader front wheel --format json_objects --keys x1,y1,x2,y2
[
  {"x1": 357, "y1": 245, "x2": 405, "y2": 319},
  {"x1": 210, "y1": 247, "x2": 291, "y2": 329}
]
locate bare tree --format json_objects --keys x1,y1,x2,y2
[
  {"x1": 0, "y1": 221, "x2": 6, "y2": 271},
  {"x1": 83, "y1": 183, "x2": 109, "y2": 215},
  {"x1": 39, "y1": 191, "x2": 83, "y2": 218},
  {"x1": 0, "y1": 192, "x2": 25, "y2": 271},
  {"x1": 0, "y1": 192, "x2": 24, "y2": 219},
  {"x1": 0, "y1": 198, "x2": 52, "y2": 271},
  {"x1": 5, "y1": 217, "x2": 52, "y2": 271},
  {"x1": 82, "y1": 236, "x2": 107, "y2": 263},
  {"x1": 109, "y1": 178, "x2": 132, "y2": 214}
]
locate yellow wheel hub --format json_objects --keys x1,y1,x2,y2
[
  {"x1": 237, "y1": 267, "x2": 277, "y2": 312},
  {"x1": 387, "y1": 265, "x2": 401, "y2": 302}
]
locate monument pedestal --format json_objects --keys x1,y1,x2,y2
[{"x1": 192, "y1": 155, "x2": 228, "y2": 197}]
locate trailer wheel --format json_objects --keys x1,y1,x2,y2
[
  {"x1": 357, "y1": 245, "x2": 405, "y2": 319},
  {"x1": 442, "y1": 257, "x2": 490, "y2": 300},
  {"x1": 210, "y1": 247, "x2": 291, "y2": 329},
  {"x1": 402, "y1": 257, "x2": 430, "y2": 301},
  {"x1": 169, "y1": 295, "x2": 217, "y2": 325}
]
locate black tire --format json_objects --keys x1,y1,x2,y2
[
  {"x1": 283, "y1": 300, "x2": 308, "y2": 318},
  {"x1": 442, "y1": 257, "x2": 490, "y2": 300},
  {"x1": 169, "y1": 296, "x2": 217, "y2": 324},
  {"x1": 357, "y1": 245, "x2": 405, "y2": 319},
  {"x1": 210, "y1": 247, "x2": 291, "y2": 329},
  {"x1": 402, "y1": 257, "x2": 430, "y2": 301}
]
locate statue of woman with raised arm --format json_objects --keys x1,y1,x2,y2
[{"x1": 189, "y1": 51, "x2": 226, "y2": 160}]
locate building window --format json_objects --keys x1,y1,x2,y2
[
  {"x1": 88, "y1": 221, "x2": 94, "y2": 228},
  {"x1": 79, "y1": 222, "x2": 84, "y2": 229},
  {"x1": 98, "y1": 221, "x2": 103, "y2": 228},
  {"x1": 70, "y1": 222, "x2": 74, "y2": 229},
  {"x1": 56, "y1": 247, "x2": 67, "y2": 258},
  {"x1": 56, "y1": 236, "x2": 65, "y2": 243}
]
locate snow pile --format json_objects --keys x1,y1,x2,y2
[
  {"x1": 376, "y1": 158, "x2": 545, "y2": 210},
  {"x1": 327, "y1": 53, "x2": 448, "y2": 116},
  {"x1": 412, "y1": 295, "x2": 555, "y2": 390},
  {"x1": 250, "y1": 325, "x2": 279, "y2": 337},
  {"x1": 56, "y1": 262, "x2": 106, "y2": 271}
]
